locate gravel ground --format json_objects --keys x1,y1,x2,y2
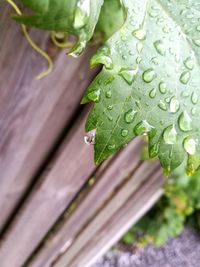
[{"x1": 92, "y1": 227, "x2": 200, "y2": 267}]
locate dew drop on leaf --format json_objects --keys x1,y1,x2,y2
[
  {"x1": 184, "y1": 57, "x2": 194, "y2": 70},
  {"x1": 124, "y1": 109, "x2": 137, "y2": 123},
  {"x1": 183, "y1": 137, "x2": 196, "y2": 155},
  {"x1": 135, "y1": 100, "x2": 142, "y2": 109},
  {"x1": 105, "y1": 90, "x2": 112, "y2": 98},
  {"x1": 149, "y1": 142, "x2": 160, "y2": 158},
  {"x1": 191, "y1": 92, "x2": 198, "y2": 104},
  {"x1": 154, "y1": 40, "x2": 166, "y2": 56},
  {"x1": 191, "y1": 107, "x2": 197, "y2": 115},
  {"x1": 159, "y1": 82, "x2": 167, "y2": 94},
  {"x1": 132, "y1": 29, "x2": 146, "y2": 40},
  {"x1": 107, "y1": 105, "x2": 113, "y2": 110},
  {"x1": 163, "y1": 125, "x2": 177, "y2": 144},
  {"x1": 121, "y1": 129, "x2": 128, "y2": 137},
  {"x1": 108, "y1": 144, "x2": 116, "y2": 150},
  {"x1": 182, "y1": 91, "x2": 190, "y2": 98},
  {"x1": 158, "y1": 100, "x2": 167, "y2": 111},
  {"x1": 179, "y1": 71, "x2": 191, "y2": 84},
  {"x1": 170, "y1": 96, "x2": 180, "y2": 113},
  {"x1": 136, "y1": 42, "x2": 143, "y2": 53},
  {"x1": 134, "y1": 120, "x2": 153, "y2": 136},
  {"x1": 119, "y1": 68, "x2": 138, "y2": 85},
  {"x1": 142, "y1": 68, "x2": 156, "y2": 83},
  {"x1": 87, "y1": 89, "x2": 101, "y2": 102},
  {"x1": 149, "y1": 88, "x2": 157, "y2": 98},
  {"x1": 178, "y1": 111, "x2": 192, "y2": 132},
  {"x1": 193, "y1": 39, "x2": 200, "y2": 47},
  {"x1": 151, "y1": 57, "x2": 159, "y2": 65},
  {"x1": 136, "y1": 56, "x2": 142, "y2": 64},
  {"x1": 196, "y1": 25, "x2": 200, "y2": 32}
]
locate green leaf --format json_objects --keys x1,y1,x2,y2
[
  {"x1": 20, "y1": 0, "x2": 49, "y2": 13},
  {"x1": 95, "y1": 0, "x2": 124, "y2": 40},
  {"x1": 15, "y1": 0, "x2": 104, "y2": 56},
  {"x1": 83, "y1": 0, "x2": 200, "y2": 174}
]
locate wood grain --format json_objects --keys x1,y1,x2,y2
[
  {"x1": 27, "y1": 138, "x2": 143, "y2": 267},
  {"x1": 54, "y1": 168, "x2": 165, "y2": 267},
  {"x1": 0, "y1": 108, "x2": 98, "y2": 267},
  {"x1": 0, "y1": 3, "x2": 98, "y2": 230}
]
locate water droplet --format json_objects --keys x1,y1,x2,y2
[
  {"x1": 193, "y1": 39, "x2": 200, "y2": 47},
  {"x1": 170, "y1": 96, "x2": 180, "y2": 113},
  {"x1": 163, "y1": 25, "x2": 170, "y2": 33},
  {"x1": 180, "y1": 71, "x2": 191, "y2": 84},
  {"x1": 124, "y1": 109, "x2": 137, "y2": 123},
  {"x1": 178, "y1": 111, "x2": 192, "y2": 132},
  {"x1": 165, "y1": 97, "x2": 171, "y2": 103},
  {"x1": 183, "y1": 137, "x2": 196, "y2": 155},
  {"x1": 159, "y1": 82, "x2": 167, "y2": 94},
  {"x1": 136, "y1": 42, "x2": 143, "y2": 53},
  {"x1": 107, "y1": 105, "x2": 113, "y2": 110},
  {"x1": 134, "y1": 120, "x2": 153, "y2": 135},
  {"x1": 135, "y1": 100, "x2": 142, "y2": 109},
  {"x1": 191, "y1": 92, "x2": 198, "y2": 104},
  {"x1": 136, "y1": 56, "x2": 142, "y2": 64},
  {"x1": 184, "y1": 57, "x2": 194, "y2": 70},
  {"x1": 121, "y1": 129, "x2": 128, "y2": 137},
  {"x1": 163, "y1": 125, "x2": 177, "y2": 145},
  {"x1": 119, "y1": 68, "x2": 138, "y2": 85},
  {"x1": 191, "y1": 107, "x2": 196, "y2": 115},
  {"x1": 158, "y1": 100, "x2": 167, "y2": 111},
  {"x1": 149, "y1": 143, "x2": 160, "y2": 158},
  {"x1": 182, "y1": 91, "x2": 190, "y2": 98},
  {"x1": 87, "y1": 89, "x2": 101, "y2": 102},
  {"x1": 196, "y1": 25, "x2": 200, "y2": 32},
  {"x1": 132, "y1": 29, "x2": 146, "y2": 40},
  {"x1": 149, "y1": 88, "x2": 156, "y2": 98},
  {"x1": 154, "y1": 40, "x2": 166, "y2": 56},
  {"x1": 105, "y1": 90, "x2": 112, "y2": 98},
  {"x1": 84, "y1": 130, "x2": 95, "y2": 145},
  {"x1": 108, "y1": 144, "x2": 116, "y2": 150},
  {"x1": 151, "y1": 57, "x2": 159, "y2": 65},
  {"x1": 142, "y1": 68, "x2": 156, "y2": 83},
  {"x1": 74, "y1": 0, "x2": 90, "y2": 29},
  {"x1": 105, "y1": 76, "x2": 115, "y2": 85}
]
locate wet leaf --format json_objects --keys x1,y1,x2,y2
[{"x1": 83, "y1": 0, "x2": 200, "y2": 174}]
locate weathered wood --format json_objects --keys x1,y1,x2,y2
[
  {"x1": 53, "y1": 162, "x2": 164, "y2": 267},
  {"x1": 27, "y1": 138, "x2": 143, "y2": 267},
  {"x1": 0, "y1": 108, "x2": 97, "y2": 267},
  {"x1": 0, "y1": 4, "x2": 98, "y2": 230},
  {"x1": 54, "y1": 168, "x2": 165, "y2": 267},
  {"x1": 71, "y1": 178, "x2": 163, "y2": 267}
]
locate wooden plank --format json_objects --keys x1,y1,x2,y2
[
  {"x1": 27, "y1": 138, "x2": 143, "y2": 267},
  {"x1": 0, "y1": 108, "x2": 97, "y2": 267},
  {"x1": 53, "y1": 162, "x2": 164, "y2": 267},
  {"x1": 70, "y1": 175, "x2": 164, "y2": 267},
  {"x1": 0, "y1": 4, "x2": 98, "y2": 230}
]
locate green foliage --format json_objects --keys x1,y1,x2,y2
[
  {"x1": 83, "y1": 0, "x2": 200, "y2": 175},
  {"x1": 122, "y1": 165, "x2": 200, "y2": 246},
  {"x1": 14, "y1": 0, "x2": 200, "y2": 175},
  {"x1": 15, "y1": 0, "x2": 104, "y2": 56}
]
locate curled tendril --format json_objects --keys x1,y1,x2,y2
[
  {"x1": 50, "y1": 32, "x2": 74, "y2": 49},
  {"x1": 5, "y1": 0, "x2": 53, "y2": 80}
]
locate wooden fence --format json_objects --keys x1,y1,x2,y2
[{"x1": 0, "y1": 3, "x2": 165, "y2": 267}]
